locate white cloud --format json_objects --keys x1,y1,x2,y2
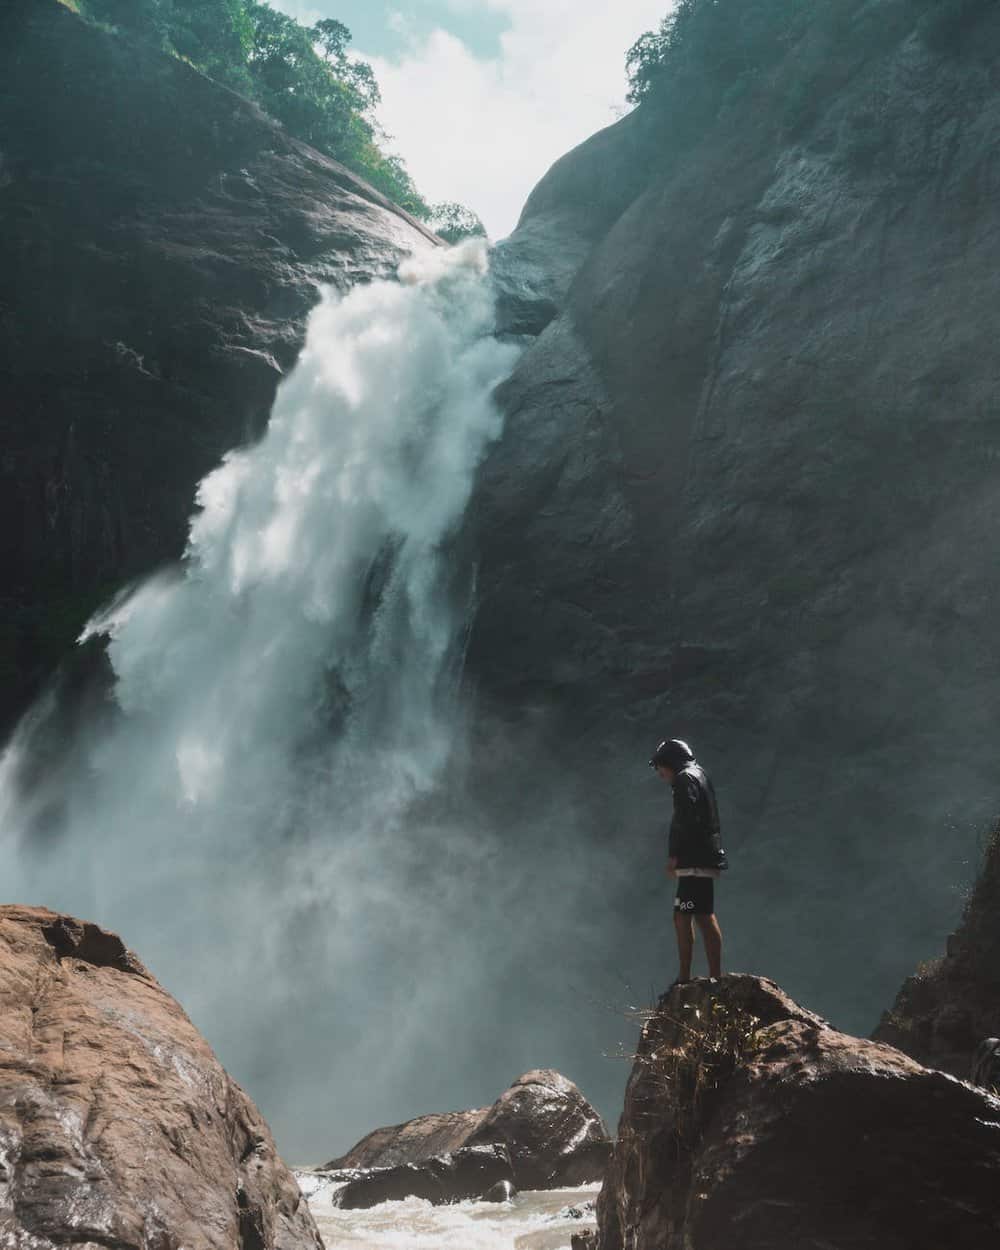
[{"x1": 365, "y1": 0, "x2": 672, "y2": 240}]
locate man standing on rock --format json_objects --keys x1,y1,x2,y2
[{"x1": 650, "y1": 738, "x2": 727, "y2": 985}]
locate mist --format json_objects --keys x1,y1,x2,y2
[{"x1": 0, "y1": 241, "x2": 618, "y2": 1161}]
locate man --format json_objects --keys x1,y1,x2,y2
[{"x1": 650, "y1": 737, "x2": 727, "y2": 984}]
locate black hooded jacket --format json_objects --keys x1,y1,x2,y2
[{"x1": 668, "y1": 761, "x2": 728, "y2": 871}]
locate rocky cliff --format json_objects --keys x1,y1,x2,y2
[
  {"x1": 0, "y1": 905, "x2": 321, "y2": 1249},
  {"x1": 875, "y1": 818, "x2": 1000, "y2": 1077},
  {"x1": 595, "y1": 975, "x2": 1000, "y2": 1250},
  {"x1": 0, "y1": 0, "x2": 435, "y2": 732},
  {"x1": 470, "y1": 0, "x2": 1000, "y2": 1033}
]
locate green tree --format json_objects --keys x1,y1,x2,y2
[
  {"x1": 75, "y1": 0, "x2": 432, "y2": 217},
  {"x1": 626, "y1": 0, "x2": 817, "y2": 105},
  {"x1": 427, "y1": 201, "x2": 487, "y2": 244}
]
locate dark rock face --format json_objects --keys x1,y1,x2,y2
[
  {"x1": 0, "y1": 0, "x2": 435, "y2": 731},
  {"x1": 0, "y1": 905, "x2": 321, "y2": 1249},
  {"x1": 465, "y1": 1069, "x2": 611, "y2": 1188},
  {"x1": 597, "y1": 975, "x2": 1000, "y2": 1250},
  {"x1": 323, "y1": 1069, "x2": 610, "y2": 1197},
  {"x1": 468, "y1": 0, "x2": 1000, "y2": 1032},
  {"x1": 875, "y1": 821, "x2": 1000, "y2": 1079},
  {"x1": 332, "y1": 1144, "x2": 513, "y2": 1210}
]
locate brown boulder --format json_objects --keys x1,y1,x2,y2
[
  {"x1": 598, "y1": 975, "x2": 1000, "y2": 1250},
  {"x1": 324, "y1": 1068, "x2": 610, "y2": 1192},
  {"x1": 0, "y1": 905, "x2": 321, "y2": 1250}
]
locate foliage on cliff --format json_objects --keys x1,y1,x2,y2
[
  {"x1": 72, "y1": 0, "x2": 481, "y2": 231},
  {"x1": 626, "y1": 0, "x2": 996, "y2": 129}
]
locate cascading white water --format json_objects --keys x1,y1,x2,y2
[{"x1": 0, "y1": 241, "x2": 521, "y2": 1156}]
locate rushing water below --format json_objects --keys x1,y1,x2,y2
[{"x1": 298, "y1": 1176, "x2": 600, "y2": 1250}]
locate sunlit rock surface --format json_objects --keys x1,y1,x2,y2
[
  {"x1": 596, "y1": 975, "x2": 1000, "y2": 1250},
  {"x1": 0, "y1": 905, "x2": 321, "y2": 1249},
  {"x1": 0, "y1": 0, "x2": 436, "y2": 730}
]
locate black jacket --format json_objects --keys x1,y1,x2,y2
[{"x1": 668, "y1": 762, "x2": 728, "y2": 871}]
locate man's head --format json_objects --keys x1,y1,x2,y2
[{"x1": 649, "y1": 738, "x2": 695, "y2": 782}]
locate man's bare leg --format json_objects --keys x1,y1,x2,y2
[
  {"x1": 673, "y1": 912, "x2": 694, "y2": 982},
  {"x1": 696, "y1": 913, "x2": 723, "y2": 979}
]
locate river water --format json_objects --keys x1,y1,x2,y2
[{"x1": 297, "y1": 1175, "x2": 601, "y2": 1250}]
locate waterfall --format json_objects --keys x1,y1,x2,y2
[{"x1": 0, "y1": 241, "x2": 520, "y2": 1156}]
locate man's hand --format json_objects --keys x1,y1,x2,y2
[{"x1": 666, "y1": 857, "x2": 678, "y2": 879}]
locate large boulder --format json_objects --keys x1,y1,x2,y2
[
  {"x1": 0, "y1": 0, "x2": 436, "y2": 731},
  {"x1": 323, "y1": 1068, "x2": 610, "y2": 1195},
  {"x1": 465, "y1": 1069, "x2": 612, "y2": 1188},
  {"x1": 331, "y1": 1144, "x2": 513, "y2": 1210},
  {"x1": 0, "y1": 905, "x2": 321, "y2": 1250},
  {"x1": 597, "y1": 975, "x2": 1000, "y2": 1250}
]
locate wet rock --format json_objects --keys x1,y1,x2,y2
[
  {"x1": 324, "y1": 1107, "x2": 488, "y2": 1171},
  {"x1": 325, "y1": 1068, "x2": 610, "y2": 1191},
  {"x1": 0, "y1": 904, "x2": 321, "y2": 1249},
  {"x1": 332, "y1": 1144, "x2": 513, "y2": 1210},
  {"x1": 971, "y1": 1038, "x2": 1000, "y2": 1090},
  {"x1": 466, "y1": 1070, "x2": 611, "y2": 1189},
  {"x1": 596, "y1": 975, "x2": 1000, "y2": 1250},
  {"x1": 570, "y1": 1232, "x2": 598, "y2": 1250},
  {"x1": 482, "y1": 1179, "x2": 517, "y2": 1203},
  {"x1": 556, "y1": 1200, "x2": 595, "y2": 1220}
]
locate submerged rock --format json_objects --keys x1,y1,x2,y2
[
  {"x1": 596, "y1": 975, "x2": 1000, "y2": 1250},
  {"x1": 482, "y1": 1178, "x2": 518, "y2": 1203},
  {"x1": 323, "y1": 1068, "x2": 611, "y2": 1197},
  {"x1": 0, "y1": 904, "x2": 320, "y2": 1249}
]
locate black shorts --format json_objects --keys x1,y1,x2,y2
[{"x1": 674, "y1": 876, "x2": 715, "y2": 916}]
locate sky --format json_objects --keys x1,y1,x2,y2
[{"x1": 270, "y1": 0, "x2": 673, "y2": 240}]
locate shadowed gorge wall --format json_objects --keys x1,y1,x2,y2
[{"x1": 468, "y1": 0, "x2": 1000, "y2": 1036}]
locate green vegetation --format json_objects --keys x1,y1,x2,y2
[
  {"x1": 425, "y1": 201, "x2": 487, "y2": 245},
  {"x1": 627, "y1": 0, "x2": 997, "y2": 133},
  {"x1": 73, "y1": 0, "x2": 481, "y2": 228},
  {"x1": 619, "y1": 994, "x2": 762, "y2": 1156},
  {"x1": 648, "y1": 997, "x2": 762, "y2": 1153},
  {"x1": 625, "y1": 0, "x2": 819, "y2": 109},
  {"x1": 623, "y1": 0, "x2": 980, "y2": 149}
]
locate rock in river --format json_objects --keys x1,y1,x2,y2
[
  {"x1": 597, "y1": 975, "x2": 1000, "y2": 1250},
  {"x1": 322, "y1": 1068, "x2": 611, "y2": 1201}
]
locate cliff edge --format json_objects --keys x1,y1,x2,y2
[{"x1": 596, "y1": 974, "x2": 1000, "y2": 1250}]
